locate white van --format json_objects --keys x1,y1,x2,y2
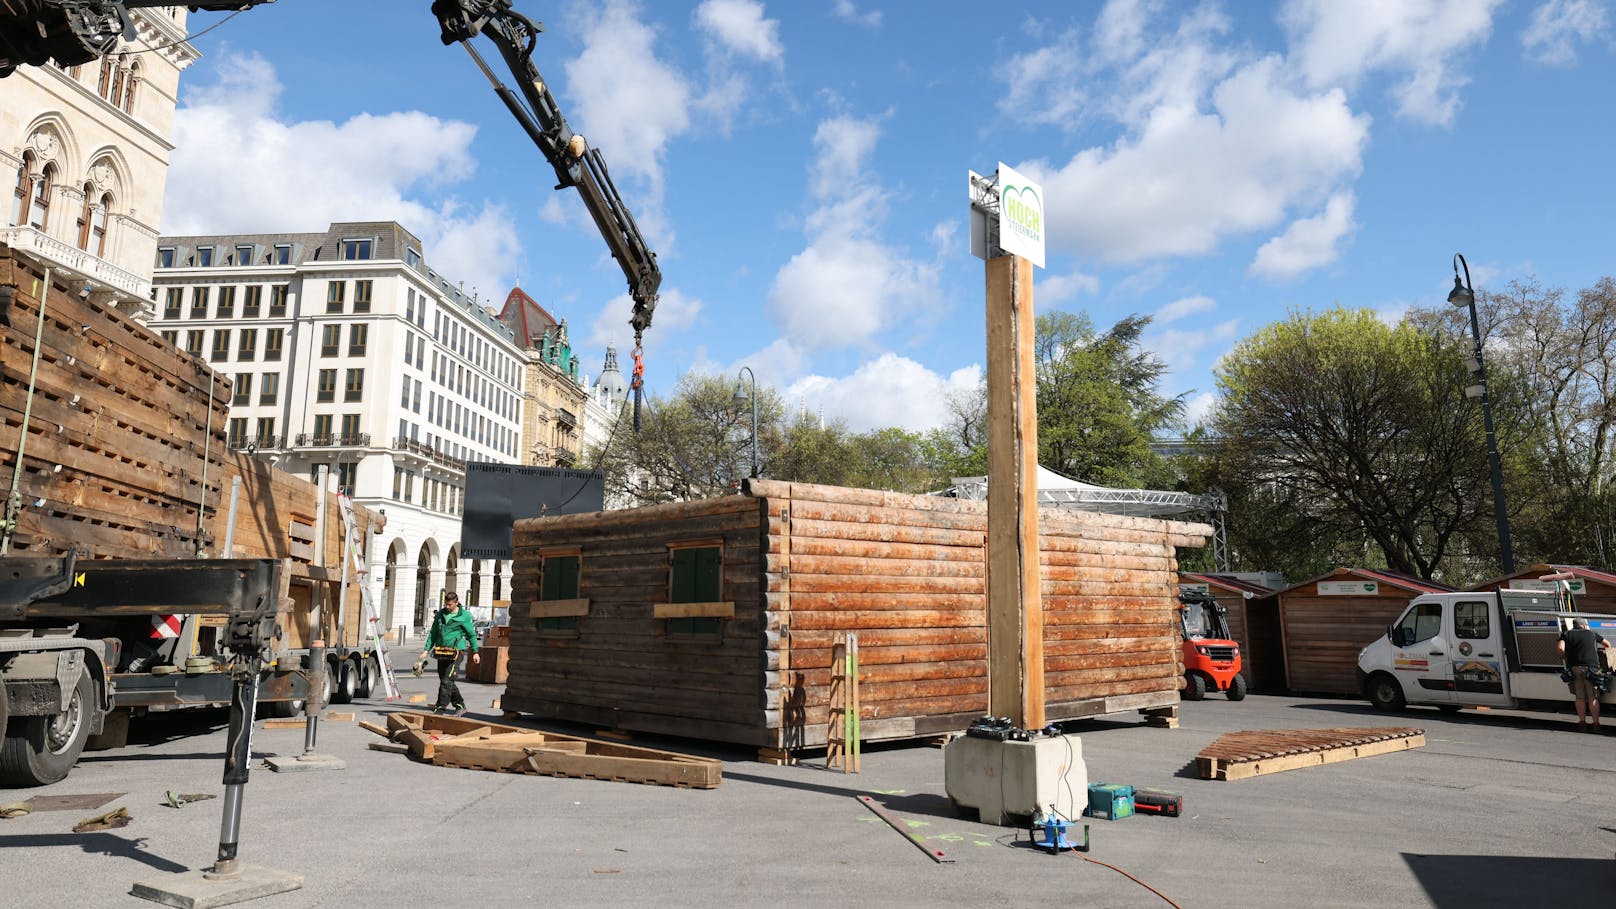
[{"x1": 1356, "y1": 589, "x2": 1615, "y2": 712}]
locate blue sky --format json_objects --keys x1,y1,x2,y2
[{"x1": 163, "y1": 0, "x2": 1616, "y2": 434}]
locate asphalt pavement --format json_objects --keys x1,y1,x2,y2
[{"x1": 2, "y1": 660, "x2": 1613, "y2": 908}]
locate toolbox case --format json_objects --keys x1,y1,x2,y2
[{"x1": 1085, "y1": 783, "x2": 1135, "y2": 820}]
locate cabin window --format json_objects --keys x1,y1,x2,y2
[
  {"x1": 537, "y1": 553, "x2": 581, "y2": 632},
  {"x1": 1394, "y1": 603, "x2": 1442, "y2": 647},
  {"x1": 1454, "y1": 601, "x2": 1489, "y2": 640},
  {"x1": 661, "y1": 543, "x2": 729, "y2": 638}
]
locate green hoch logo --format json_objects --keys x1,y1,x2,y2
[{"x1": 1002, "y1": 184, "x2": 1042, "y2": 244}]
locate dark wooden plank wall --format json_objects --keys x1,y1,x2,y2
[
  {"x1": 504, "y1": 495, "x2": 768, "y2": 744},
  {"x1": 0, "y1": 246, "x2": 229, "y2": 559}
]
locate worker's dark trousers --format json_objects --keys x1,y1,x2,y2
[{"x1": 435, "y1": 653, "x2": 464, "y2": 709}]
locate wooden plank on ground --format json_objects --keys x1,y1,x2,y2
[{"x1": 1196, "y1": 727, "x2": 1425, "y2": 781}]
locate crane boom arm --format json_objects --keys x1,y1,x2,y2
[{"x1": 432, "y1": 0, "x2": 660, "y2": 336}]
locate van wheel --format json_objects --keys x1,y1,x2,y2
[
  {"x1": 1183, "y1": 673, "x2": 1207, "y2": 701},
  {"x1": 0, "y1": 671, "x2": 97, "y2": 786},
  {"x1": 1367, "y1": 673, "x2": 1406, "y2": 712},
  {"x1": 1227, "y1": 674, "x2": 1248, "y2": 701}
]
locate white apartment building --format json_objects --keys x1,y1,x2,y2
[
  {"x1": 1, "y1": 6, "x2": 197, "y2": 315},
  {"x1": 150, "y1": 221, "x2": 524, "y2": 632}
]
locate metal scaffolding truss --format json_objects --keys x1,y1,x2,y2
[{"x1": 942, "y1": 472, "x2": 1230, "y2": 571}]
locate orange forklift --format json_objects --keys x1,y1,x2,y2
[{"x1": 1179, "y1": 589, "x2": 1246, "y2": 700}]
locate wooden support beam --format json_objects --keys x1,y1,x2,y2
[{"x1": 984, "y1": 253, "x2": 1044, "y2": 729}]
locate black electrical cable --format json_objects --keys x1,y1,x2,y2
[{"x1": 128, "y1": 9, "x2": 247, "y2": 55}]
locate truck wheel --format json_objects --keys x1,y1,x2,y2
[
  {"x1": 1367, "y1": 673, "x2": 1406, "y2": 712},
  {"x1": 1183, "y1": 673, "x2": 1207, "y2": 701},
  {"x1": 261, "y1": 698, "x2": 304, "y2": 719},
  {"x1": 1227, "y1": 674, "x2": 1248, "y2": 701},
  {"x1": 357, "y1": 656, "x2": 379, "y2": 699},
  {"x1": 0, "y1": 671, "x2": 97, "y2": 787},
  {"x1": 329, "y1": 659, "x2": 356, "y2": 705}
]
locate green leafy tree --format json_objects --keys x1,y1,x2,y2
[
  {"x1": 588, "y1": 373, "x2": 783, "y2": 505},
  {"x1": 1209, "y1": 307, "x2": 1531, "y2": 580}
]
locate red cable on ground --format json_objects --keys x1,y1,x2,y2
[{"x1": 1073, "y1": 852, "x2": 1183, "y2": 908}]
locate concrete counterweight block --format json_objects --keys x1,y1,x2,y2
[{"x1": 943, "y1": 733, "x2": 1087, "y2": 826}]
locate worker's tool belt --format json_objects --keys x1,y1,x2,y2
[{"x1": 431, "y1": 646, "x2": 461, "y2": 659}]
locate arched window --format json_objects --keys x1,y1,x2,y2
[
  {"x1": 110, "y1": 57, "x2": 126, "y2": 108},
  {"x1": 122, "y1": 61, "x2": 140, "y2": 114},
  {"x1": 11, "y1": 152, "x2": 33, "y2": 226},
  {"x1": 29, "y1": 164, "x2": 53, "y2": 231},
  {"x1": 92, "y1": 193, "x2": 110, "y2": 255},
  {"x1": 98, "y1": 58, "x2": 114, "y2": 100},
  {"x1": 77, "y1": 185, "x2": 111, "y2": 255}
]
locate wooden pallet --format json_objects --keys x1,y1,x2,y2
[
  {"x1": 1195, "y1": 726, "x2": 1425, "y2": 781},
  {"x1": 382, "y1": 712, "x2": 722, "y2": 789}
]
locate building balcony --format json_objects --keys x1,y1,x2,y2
[
  {"x1": 554, "y1": 449, "x2": 576, "y2": 468},
  {"x1": 229, "y1": 435, "x2": 286, "y2": 452},
  {"x1": 0, "y1": 225, "x2": 151, "y2": 301},
  {"x1": 294, "y1": 433, "x2": 371, "y2": 448},
  {"x1": 556, "y1": 408, "x2": 577, "y2": 430}
]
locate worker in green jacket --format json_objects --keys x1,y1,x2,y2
[{"x1": 419, "y1": 591, "x2": 480, "y2": 715}]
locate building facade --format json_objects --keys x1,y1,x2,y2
[
  {"x1": 496, "y1": 288, "x2": 590, "y2": 468},
  {"x1": 1, "y1": 6, "x2": 196, "y2": 316},
  {"x1": 151, "y1": 221, "x2": 524, "y2": 632},
  {"x1": 580, "y1": 345, "x2": 633, "y2": 507}
]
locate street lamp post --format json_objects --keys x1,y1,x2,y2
[
  {"x1": 1449, "y1": 252, "x2": 1515, "y2": 574},
  {"x1": 734, "y1": 366, "x2": 759, "y2": 479}
]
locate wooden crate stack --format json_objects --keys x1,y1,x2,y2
[{"x1": 0, "y1": 247, "x2": 228, "y2": 559}]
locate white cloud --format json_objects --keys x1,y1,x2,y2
[
  {"x1": 768, "y1": 115, "x2": 947, "y2": 351},
  {"x1": 832, "y1": 0, "x2": 882, "y2": 29},
  {"x1": 1038, "y1": 271, "x2": 1101, "y2": 307},
  {"x1": 999, "y1": 27, "x2": 1087, "y2": 129},
  {"x1": 165, "y1": 52, "x2": 517, "y2": 299},
  {"x1": 585, "y1": 287, "x2": 703, "y2": 350},
  {"x1": 1022, "y1": 55, "x2": 1369, "y2": 264},
  {"x1": 1522, "y1": 0, "x2": 1610, "y2": 65},
  {"x1": 1156, "y1": 295, "x2": 1216, "y2": 324},
  {"x1": 1146, "y1": 318, "x2": 1240, "y2": 362},
  {"x1": 695, "y1": 0, "x2": 783, "y2": 63},
  {"x1": 1248, "y1": 190, "x2": 1357, "y2": 280},
  {"x1": 788, "y1": 356, "x2": 981, "y2": 433},
  {"x1": 1281, "y1": 0, "x2": 1500, "y2": 125},
  {"x1": 1183, "y1": 391, "x2": 1218, "y2": 427},
  {"x1": 563, "y1": 0, "x2": 691, "y2": 199}
]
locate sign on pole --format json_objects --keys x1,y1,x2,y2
[{"x1": 967, "y1": 162, "x2": 1045, "y2": 268}]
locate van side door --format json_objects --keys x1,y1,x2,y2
[
  {"x1": 1390, "y1": 600, "x2": 1453, "y2": 704},
  {"x1": 1448, "y1": 598, "x2": 1510, "y2": 706}
]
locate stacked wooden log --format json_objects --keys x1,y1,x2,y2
[
  {"x1": 505, "y1": 478, "x2": 1209, "y2": 751},
  {"x1": 0, "y1": 246, "x2": 228, "y2": 558},
  {"x1": 0, "y1": 245, "x2": 372, "y2": 647}
]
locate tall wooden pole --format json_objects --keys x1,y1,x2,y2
[{"x1": 984, "y1": 253, "x2": 1044, "y2": 729}]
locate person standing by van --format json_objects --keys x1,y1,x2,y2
[{"x1": 1558, "y1": 618, "x2": 1609, "y2": 733}]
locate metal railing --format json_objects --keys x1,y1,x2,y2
[
  {"x1": 0, "y1": 225, "x2": 151, "y2": 299},
  {"x1": 294, "y1": 433, "x2": 371, "y2": 448}
]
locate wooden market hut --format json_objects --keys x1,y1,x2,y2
[
  {"x1": 1276, "y1": 568, "x2": 1452, "y2": 696},
  {"x1": 1179, "y1": 572, "x2": 1283, "y2": 691},
  {"x1": 1467, "y1": 564, "x2": 1616, "y2": 615},
  {"x1": 503, "y1": 479, "x2": 1210, "y2": 757}
]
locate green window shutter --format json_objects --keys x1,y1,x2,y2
[
  {"x1": 670, "y1": 548, "x2": 697, "y2": 603},
  {"x1": 694, "y1": 548, "x2": 721, "y2": 602},
  {"x1": 541, "y1": 555, "x2": 580, "y2": 600}
]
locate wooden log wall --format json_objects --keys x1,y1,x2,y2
[
  {"x1": 0, "y1": 246, "x2": 228, "y2": 558},
  {"x1": 756, "y1": 480, "x2": 1208, "y2": 748},
  {"x1": 504, "y1": 495, "x2": 767, "y2": 744},
  {"x1": 504, "y1": 479, "x2": 1208, "y2": 750}
]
